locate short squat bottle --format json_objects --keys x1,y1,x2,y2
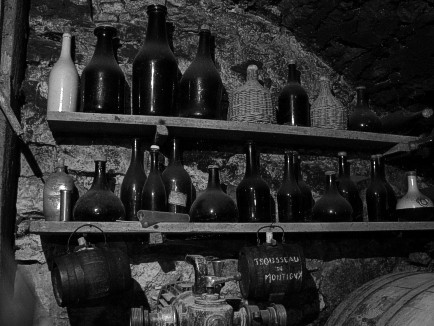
[
  {"x1": 120, "y1": 138, "x2": 147, "y2": 221},
  {"x1": 73, "y1": 156, "x2": 126, "y2": 222},
  {"x1": 337, "y1": 152, "x2": 363, "y2": 221},
  {"x1": 277, "y1": 60, "x2": 310, "y2": 126},
  {"x1": 141, "y1": 145, "x2": 167, "y2": 212},
  {"x1": 177, "y1": 25, "x2": 223, "y2": 119},
  {"x1": 236, "y1": 141, "x2": 273, "y2": 222},
  {"x1": 79, "y1": 25, "x2": 126, "y2": 114},
  {"x1": 366, "y1": 155, "x2": 388, "y2": 221},
  {"x1": 348, "y1": 86, "x2": 381, "y2": 132},
  {"x1": 277, "y1": 151, "x2": 303, "y2": 222},
  {"x1": 132, "y1": 5, "x2": 178, "y2": 116},
  {"x1": 296, "y1": 155, "x2": 315, "y2": 221},
  {"x1": 377, "y1": 154, "x2": 397, "y2": 221},
  {"x1": 312, "y1": 171, "x2": 353, "y2": 222},
  {"x1": 43, "y1": 158, "x2": 76, "y2": 221},
  {"x1": 189, "y1": 165, "x2": 238, "y2": 222},
  {"x1": 161, "y1": 138, "x2": 196, "y2": 214},
  {"x1": 47, "y1": 30, "x2": 79, "y2": 112},
  {"x1": 396, "y1": 171, "x2": 434, "y2": 221}
]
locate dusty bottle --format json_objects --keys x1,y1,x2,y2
[
  {"x1": 43, "y1": 158, "x2": 76, "y2": 221},
  {"x1": 312, "y1": 171, "x2": 353, "y2": 222},
  {"x1": 120, "y1": 138, "x2": 147, "y2": 221},
  {"x1": 366, "y1": 155, "x2": 388, "y2": 221},
  {"x1": 377, "y1": 154, "x2": 397, "y2": 220},
  {"x1": 348, "y1": 86, "x2": 381, "y2": 132},
  {"x1": 132, "y1": 5, "x2": 178, "y2": 116},
  {"x1": 177, "y1": 25, "x2": 223, "y2": 119},
  {"x1": 236, "y1": 141, "x2": 273, "y2": 222},
  {"x1": 396, "y1": 171, "x2": 434, "y2": 221},
  {"x1": 141, "y1": 145, "x2": 167, "y2": 211},
  {"x1": 380, "y1": 108, "x2": 433, "y2": 135},
  {"x1": 189, "y1": 165, "x2": 238, "y2": 222},
  {"x1": 337, "y1": 152, "x2": 363, "y2": 221},
  {"x1": 47, "y1": 30, "x2": 79, "y2": 112},
  {"x1": 277, "y1": 60, "x2": 310, "y2": 126},
  {"x1": 79, "y1": 25, "x2": 126, "y2": 114},
  {"x1": 277, "y1": 151, "x2": 303, "y2": 222},
  {"x1": 161, "y1": 138, "x2": 196, "y2": 214},
  {"x1": 73, "y1": 156, "x2": 126, "y2": 222},
  {"x1": 296, "y1": 155, "x2": 315, "y2": 221}
]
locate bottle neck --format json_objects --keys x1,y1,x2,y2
[
  {"x1": 338, "y1": 155, "x2": 349, "y2": 177},
  {"x1": 284, "y1": 153, "x2": 297, "y2": 182},
  {"x1": 319, "y1": 79, "x2": 330, "y2": 96},
  {"x1": 377, "y1": 155, "x2": 387, "y2": 180},
  {"x1": 131, "y1": 138, "x2": 144, "y2": 166},
  {"x1": 92, "y1": 161, "x2": 108, "y2": 188},
  {"x1": 325, "y1": 173, "x2": 338, "y2": 193},
  {"x1": 287, "y1": 64, "x2": 299, "y2": 83},
  {"x1": 295, "y1": 156, "x2": 302, "y2": 182},
  {"x1": 407, "y1": 175, "x2": 419, "y2": 193},
  {"x1": 94, "y1": 32, "x2": 115, "y2": 57},
  {"x1": 55, "y1": 165, "x2": 65, "y2": 173},
  {"x1": 169, "y1": 138, "x2": 182, "y2": 165},
  {"x1": 60, "y1": 35, "x2": 72, "y2": 58},
  {"x1": 356, "y1": 88, "x2": 368, "y2": 108},
  {"x1": 207, "y1": 167, "x2": 221, "y2": 189},
  {"x1": 149, "y1": 150, "x2": 159, "y2": 173},
  {"x1": 245, "y1": 143, "x2": 259, "y2": 176},
  {"x1": 146, "y1": 9, "x2": 169, "y2": 44},
  {"x1": 370, "y1": 157, "x2": 382, "y2": 180},
  {"x1": 196, "y1": 30, "x2": 212, "y2": 57}
]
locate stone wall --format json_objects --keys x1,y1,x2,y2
[{"x1": 14, "y1": 0, "x2": 434, "y2": 325}]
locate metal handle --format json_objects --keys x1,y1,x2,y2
[
  {"x1": 66, "y1": 223, "x2": 106, "y2": 253},
  {"x1": 256, "y1": 224, "x2": 285, "y2": 245}
]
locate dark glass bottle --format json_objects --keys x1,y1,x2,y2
[
  {"x1": 132, "y1": 5, "x2": 178, "y2": 116},
  {"x1": 312, "y1": 171, "x2": 353, "y2": 222},
  {"x1": 120, "y1": 138, "x2": 147, "y2": 221},
  {"x1": 79, "y1": 25, "x2": 126, "y2": 114},
  {"x1": 177, "y1": 25, "x2": 223, "y2": 119},
  {"x1": 378, "y1": 154, "x2": 397, "y2": 221},
  {"x1": 73, "y1": 156, "x2": 126, "y2": 221},
  {"x1": 236, "y1": 141, "x2": 273, "y2": 222},
  {"x1": 337, "y1": 151, "x2": 363, "y2": 221},
  {"x1": 161, "y1": 138, "x2": 196, "y2": 214},
  {"x1": 141, "y1": 145, "x2": 167, "y2": 211},
  {"x1": 277, "y1": 151, "x2": 303, "y2": 222},
  {"x1": 366, "y1": 155, "x2": 388, "y2": 221},
  {"x1": 348, "y1": 86, "x2": 381, "y2": 132},
  {"x1": 277, "y1": 60, "x2": 310, "y2": 126},
  {"x1": 296, "y1": 155, "x2": 315, "y2": 221},
  {"x1": 189, "y1": 165, "x2": 238, "y2": 222}
]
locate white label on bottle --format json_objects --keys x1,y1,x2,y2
[{"x1": 168, "y1": 191, "x2": 187, "y2": 207}]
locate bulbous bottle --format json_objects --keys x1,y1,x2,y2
[
  {"x1": 277, "y1": 60, "x2": 310, "y2": 126},
  {"x1": 236, "y1": 141, "x2": 273, "y2": 222},
  {"x1": 296, "y1": 155, "x2": 315, "y2": 221},
  {"x1": 377, "y1": 154, "x2": 397, "y2": 221},
  {"x1": 120, "y1": 138, "x2": 147, "y2": 221},
  {"x1": 277, "y1": 151, "x2": 303, "y2": 222},
  {"x1": 348, "y1": 86, "x2": 381, "y2": 132},
  {"x1": 177, "y1": 25, "x2": 223, "y2": 119},
  {"x1": 79, "y1": 25, "x2": 126, "y2": 114},
  {"x1": 366, "y1": 155, "x2": 388, "y2": 221},
  {"x1": 141, "y1": 145, "x2": 167, "y2": 211},
  {"x1": 43, "y1": 158, "x2": 76, "y2": 221},
  {"x1": 336, "y1": 151, "x2": 363, "y2": 221},
  {"x1": 312, "y1": 171, "x2": 353, "y2": 222},
  {"x1": 189, "y1": 165, "x2": 238, "y2": 222},
  {"x1": 161, "y1": 138, "x2": 196, "y2": 214},
  {"x1": 73, "y1": 156, "x2": 126, "y2": 221},
  {"x1": 132, "y1": 5, "x2": 178, "y2": 116},
  {"x1": 47, "y1": 30, "x2": 79, "y2": 112},
  {"x1": 396, "y1": 171, "x2": 434, "y2": 221}
]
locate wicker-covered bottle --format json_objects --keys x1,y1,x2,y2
[
  {"x1": 311, "y1": 76, "x2": 346, "y2": 129},
  {"x1": 228, "y1": 65, "x2": 275, "y2": 123}
]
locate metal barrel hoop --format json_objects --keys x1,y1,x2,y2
[
  {"x1": 256, "y1": 224, "x2": 285, "y2": 245},
  {"x1": 66, "y1": 223, "x2": 107, "y2": 253}
]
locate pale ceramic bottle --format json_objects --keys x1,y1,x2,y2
[
  {"x1": 396, "y1": 171, "x2": 434, "y2": 221},
  {"x1": 47, "y1": 30, "x2": 79, "y2": 112}
]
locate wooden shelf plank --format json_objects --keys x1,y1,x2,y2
[
  {"x1": 47, "y1": 112, "x2": 418, "y2": 152},
  {"x1": 29, "y1": 220, "x2": 434, "y2": 235}
]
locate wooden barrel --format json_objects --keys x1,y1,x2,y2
[
  {"x1": 326, "y1": 271, "x2": 434, "y2": 326},
  {"x1": 238, "y1": 243, "x2": 305, "y2": 302},
  {"x1": 51, "y1": 246, "x2": 132, "y2": 307}
]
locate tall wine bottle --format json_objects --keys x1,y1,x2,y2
[
  {"x1": 141, "y1": 145, "x2": 167, "y2": 211},
  {"x1": 366, "y1": 155, "x2": 388, "y2": 221},
  {"x1": 377, "y1": 154, "x2": 397, "y2": 221}
]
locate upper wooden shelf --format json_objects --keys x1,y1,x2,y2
[
  {"x1": 29, "y1": 220, "x2": 434, "y2": 235},
  {"x1": 46, "y1": 112, "x2": 418, "y2": 153}
]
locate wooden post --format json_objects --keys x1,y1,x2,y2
[{"x1": 0, "y1": 0, "x2": 29, "y2": 301}]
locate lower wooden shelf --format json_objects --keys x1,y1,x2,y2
[{"x1": 29, "y1": 220, "x2": 434, "y2": 235}]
